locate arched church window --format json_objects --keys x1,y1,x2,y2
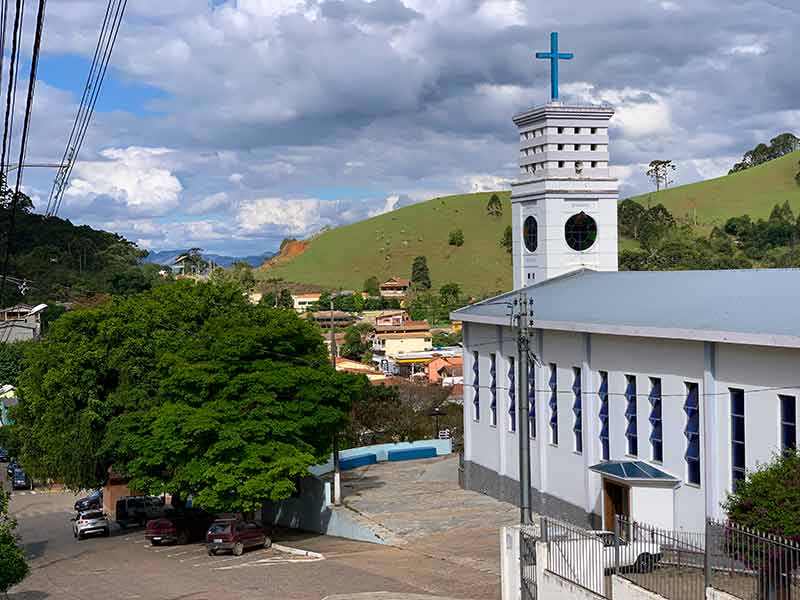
[
  {"x1": 523, "y1": 216, "x2": 538, "y2": 252},
  {"x1": 565, "y1": 212, "x2": 597, "y2": 251}
]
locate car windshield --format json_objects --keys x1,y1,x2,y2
[
  {"x1": 13, "y1": 469, "x2": 25, "y2": 477},
  {"x1": 81, "y1": 511, "x2": 104, "y2": 520},
  {"x1": 208, "y1": 522, "x2": 232, "y2": 534}
]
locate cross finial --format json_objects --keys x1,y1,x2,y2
[{"x1": 535, "y1": 32, "x2": 573, "y2": 102}]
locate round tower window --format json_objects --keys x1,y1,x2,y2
[
  {"x1": 523, "y1": 216, "x2": 538, "y2": 252},
  {"x1": 565, "y1": 212, "x2": 597, "y2": 251}
]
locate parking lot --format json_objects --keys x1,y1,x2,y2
[{"x1": 1, "y1": 468, "x2": 498, "y2": 600}]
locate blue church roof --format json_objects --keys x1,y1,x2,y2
[{"x1": 452, "y1": 268, "x2": 800, "y2": 348}]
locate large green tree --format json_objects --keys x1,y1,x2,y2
[
  {"x1": 411, "y1": 256, "x2": 431, "y2": 291},
  {"x1": 13, "y1": 281, "x2": 364, "y2": 512},
  {"x1": 0, "y1": 489, "x2": 28, "y2": 595}
]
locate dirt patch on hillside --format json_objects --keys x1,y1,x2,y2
[{"x1": 261, "y1": 239, "x2": 310, "y2": 269}]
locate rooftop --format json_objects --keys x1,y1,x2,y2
[
  {"x1": 452, "y1": 268, "x2": 800, "y2": 348},
  {"x1": 589, "y1": 460, "x2": 679, "y2": 487}
]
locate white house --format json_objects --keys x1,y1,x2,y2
[{"x1": 452, "y1": 97, "x2": 800, "y2": 534}]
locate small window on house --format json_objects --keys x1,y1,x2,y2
[
  {"x1": 731, "y1": 388, "x2": 745, "y2": 489},
  {"x1": 558, "y1": 144, "x2": 564, "y2": 151},
  {"x1": 599, "y1": 371, "x2": 609, "y2": 461},
  {"x1": 573, "y1": 144, "x2": 579, "y2": 151},
  {"x1": 558, "y1": 161, "x2": 565, "y2": 168},
  {"x1": 649, "y1": 378, "x2": 663, "y2": 462},
  {"x1": 591, "y1": 127, "x2": 597, "y2": 134},
  {"x1": 591, "y1": 144, "x2": 597, "y2": 151},
  {"x1": 490, "y1": 353, "x2": 497, "y2": 427},
  {"x1": 573, "y1": 367, "x2": 582, "y2": 453},
  {"x1": 591, "y1": 161, "x2": 598, "y2": 168},
  {"x1": 780, "y1": 394, "x2": 796, "y2": 452},
  {"x1": 625, "y1": 375, "x2": 638, "y2": 456},
  {"x1": 685, "y1": 382, "x2": 700, "y2": 485},
  {"x1": 557, "y1": 127, "x2": 564, "y2": 134},
  {"x1": 549, "y1": 364, "x2": 558, "y2": 445},
  {"x1": 472, "y1": 352, "x2": 480, "y2": 421},
  {"x1": 508, "y1": 357, "x2": 516, "y2": 433},
  {"x1": 574, "y1": 127, "x2": 580, "y2": 134}
]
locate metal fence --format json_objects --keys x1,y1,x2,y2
[
  {"x1": 520, "y1": 525, "x2": 539, "y2": 600},
  {"x1": 542, "y1": 516, "x2": 610, "y2": 598},
  {"x1": 616, "y1": 516, "x2": 706, "y2": 599},
  {"x1": 707, "y1": 519, "x2": 800, "y2": 600}
]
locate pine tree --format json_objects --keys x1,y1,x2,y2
[{"x1": 411, "y1": 256, "x2": 431, "y2": 290}]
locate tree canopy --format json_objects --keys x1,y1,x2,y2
[
  {"x1": 13, "y1": 280, "x2": 365, "y2": 512},
  {"x1": 730, "y1": 133, "x2": 800, "y2": 174},
  {"x1": 0, "y1": 489, "x2": 28, "y2": 594},
  {"x1": 411, "y1": 256, "x2": 431, "y2": 291}
]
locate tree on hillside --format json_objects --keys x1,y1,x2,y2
[
  {"x1": 13, "y1": 281, "x2": 365, "y2": 511},
  {"x1": 411, "y1": 256, "x2": 431, "y2": 291},
  {"x1": 618, "y1": 199, "x2": 647, "y2": 240},
  {"x1": 486, "y1": 193, "x2": 503, "y2": 217},
  {"x1": 730, "y1": 133, "x2": 800, "y2": 174},
  {"x1": 795, "y1": 161, "x2": 800, "y2": 186},
  {"x1": 340, "y1": 323, "x2": 373, "y2": 362},
  {"x1": 363, "y1": 276, "x2": 380, "y2": 297},
  {"x1": 439, "y1": 282, "x2": 461, "y2": 307},
  {"x1": 500, "y1": 225, "x2": 513, "y2": 254},
  {"x1": 209, "y1": 262, "x2": 255, "y2": 291},
  {"x1": 646, "y1": 159, "x2": 676, "y2": 191},
  {"x1": 448, "y1": 229, "x2": 464, "y2": 247},
  {"x1": 0, "y1": 489, "x2": 29, "y2": 595}
]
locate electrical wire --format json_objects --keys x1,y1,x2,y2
[
  {"x1": 48, "y1": 0, "x2": 127, "y2": 218},
  {"x1": 0, "y1": 0, "x2": 21, "y2": 180}
]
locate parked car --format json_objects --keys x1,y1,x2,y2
[
  {"x1": 591, "y1": 531, "x2": 663, "y2": 572},
  {"x1": 206, "y1": 519, "x2": 270, "y2": 556},
  {"x1": 145, "y1": 509, "x2": 214, "y2": 546},
  {"x1": 6, "y1": 458, "x2": 17, "y2": 477},
  {"x1": 72, "y1": 509, "x2": 110, "y2": 540},
  {"x1": 0, "y1": 447, "x2": 9, "y2": 462},
  {"x1": 115, "y1": 495, "x2": 167, "y2": 528},
  {"x1": 74, "y1": 489, "x2": 103, "y2": 512},
  {"x1": 11, "y1": 468, "x2": 32, "y2": 490}
]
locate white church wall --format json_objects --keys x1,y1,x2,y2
[
  {"x1": 467, "y1": 323, "x2": 502, "y2": 475},
  {"x1": 630, "y1": 486, "x2": 675, "y2": 531}
]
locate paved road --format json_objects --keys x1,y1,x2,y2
[{"x1": 2, "y1": 468, "x2": 497, "y2": 600}]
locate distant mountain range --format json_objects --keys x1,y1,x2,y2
[{"x1": 143, "y1": 249, "x2": 276, "y2": 268}]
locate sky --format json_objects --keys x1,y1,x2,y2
[{"x1": 8, "y1": 0, "x2": 800, "y2": 256}]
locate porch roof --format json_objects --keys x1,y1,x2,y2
[{"x1": 589, "y1": 460, "x2": 680, "y2": 487}]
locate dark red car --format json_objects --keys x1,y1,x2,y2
[
  {"x1": 145, "y1": 509, "x2": 214, "y2": 546},
  {"x1": 206, "y1": 519, "x2": 270, "y2": 556}
]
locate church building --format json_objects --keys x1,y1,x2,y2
[{"x1": 452, "y1": 34, "x2": 800, "y2": 533}]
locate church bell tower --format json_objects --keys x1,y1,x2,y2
[{"x1": 511, "y1": 33, "x2": 619, "y2": 289}]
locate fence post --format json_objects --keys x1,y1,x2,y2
[
  {"x1": 540, "y1": 516, "x2": 548, "y2": 543},
  {"x1": 613, "y1": 514, "x2": 620, "y2": 575},
  {"x1": 704, "y1": 518, "x2": 711, "y2": 590}
]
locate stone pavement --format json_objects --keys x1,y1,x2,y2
[
  {"x1": 324, "y1": 594, "x2": 477, "y2": 600},
  {"x1": 341, "y1": 455, "x2": 519, "y2": 578}
]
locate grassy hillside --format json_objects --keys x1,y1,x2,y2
[
  {"x1": 629, "y1": 150, "x2": 800, "y2": 230},
  {"x1": 260, "y1": 192, "x2": 514, "y2": 296}
]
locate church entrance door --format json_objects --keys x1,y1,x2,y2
[{"x1": 602, "y1": 479, "x2": 629, "y2": 531}]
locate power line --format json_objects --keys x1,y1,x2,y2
[
  {"x1": 0, "y1": 0, "x2": 47, "y2": 307},
  {"x1": 48, "y1": 0, "x2": 127, "y2": 217},
  {"x1": 0, "y1": 0, "x2": 21, "y2": 179}
]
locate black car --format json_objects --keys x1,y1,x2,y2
[
  {"x1": 74, "y1": 489, "x2": 103, "y2": 512},
  {"x1": 0, "y1": 447, "x2": 9, "y2": 462},
  {"x1": 11, "y1": 468, "x2": 32, "y2": 490},
  {"x1": 7, "y1": 459, "x2": 18, "y2": 477}
]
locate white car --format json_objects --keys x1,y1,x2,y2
[
  {"x1": 73, "y1": 509, "x2": 111, "y2": 540},
  {"x1": 590, "y1": 531, "x2": 663, "y2": 572}
]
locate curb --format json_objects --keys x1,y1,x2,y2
[{"x1": 272, "y1": 543, "x2": 324, "y2": 559}]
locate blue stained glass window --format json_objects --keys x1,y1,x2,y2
[
  {"x1": 731, "y1": 388, "x2": 745, "y2": 490},
  {"x1": 685, "y1": 381, "x2": 701, "y2": 484},
  {"x1": 649, "y1": 378, "x2": 663, "y2": 462},
  {"x1": 508, "y1": 357, "x2": 516, "y2": 433},
  {"x1": 599, "y1": 371, "x2": 609, "y2": 461},
  {"x1": 573, "y1": 367, "x2": 582, "y2": 453},
  {"x1": 625, "y1": 375, "x2": 638, "y2": 456},
  {"x1": 780, "y1": 395, "x2": 796, "y2": 452},
  {"x1": 490, "y1": 354, "x2": 497, "y2": 427},
  {"x1": 472, "y1": 351, "x2": 480, "y2": 421},
  {"x1": 549, "y1": 364, "x2": 558, "y2": 445},
  {"x1": 529, "y1": 362, "x2": 536, "y2": 439}
]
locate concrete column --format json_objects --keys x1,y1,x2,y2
[
  {"x1": 703, "y1": 341, "x2": 719, "y2": 519},
  {"x1": 500, "y1": 525, "x2": 521, "y2": 600},
  {"x1": 498, "y1": 325, "x2": 508, "y2": 478},
  {"x1": 582, "y1": 333, "x2": 600, "y2": 516},
  {"x1": 463, "y1": 323, "x2": 473, "y2": 462},
  {"x1": 537, "y1": 329, "x2": 548, "y2": 498}
]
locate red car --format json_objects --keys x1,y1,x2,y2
[
  {"x1": 145, "y1": 509, "x2": 214, "y2": 546},
  {"x1": 206, "y1": 519, "x2": 270, "y2": 556}
]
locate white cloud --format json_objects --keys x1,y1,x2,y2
[
  {"x1": 237, "y1": 197, "x2": 322, "y2": 235},
  {"x1": 463, "y1": 174, "x2": 512, "y2": 193},
  {"x1": 186, "y1": 192, "x2": 234, "y2": 215},
  {"x1": 228, "y1": 173, "x2": 244, "y2": 185},
  {"x1": 726, "y1": 44, "x2": 767, "y2": 56},
  {"x1": 65, "y1": 147, "x2": 183, "y2": 216}
]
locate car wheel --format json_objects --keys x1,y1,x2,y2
[
  {"x1": 207, "y1": 547, "x2": 216, "y2": 556},
  {"x1": 103, "y1": 528, "x2": 110, "y2": 537},
  {"x1": 151, "y1": 539, "x2": 161, "y2": 546},
  {"x1": 263, "y1": 536, "x2": 272, "y2": 549},
  {"x1": 232, "y1": 541, "x2": 244, "y2": 556},
  {"x1": 177, "y1": 530, "x2": 190, "y2": 545},
  {"x1": 635, "y1": 553, "x2": 656, "y2": 573},
  {"x1": 77, "y1": 533, "x2": 83, "y2": 541}
]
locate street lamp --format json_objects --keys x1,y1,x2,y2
[{"x1": 427, "y1": 405, "x2": 448, "y2": 438}]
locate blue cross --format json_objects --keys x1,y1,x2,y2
[{"x1": 535, "y1": 32, "x2": 573, "y2": 102}]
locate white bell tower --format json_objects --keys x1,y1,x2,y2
[{"x1": 511, "y1": 33, "x2": 619, "y2": 289}]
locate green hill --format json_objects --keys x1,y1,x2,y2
[
  {"x1": 629, "y1": 150, "x2": 800, "y2": 230},
  {"x1": 260, "y1": 192, "x2": 514, "y2": 296}
]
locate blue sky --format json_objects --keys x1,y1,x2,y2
[{"x1": 15, "y1": 0, "x2": 799, "y2": 256}]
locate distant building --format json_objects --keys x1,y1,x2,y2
[
  {"x1": 248, "y1": 291, "x2": 263, "y2": 304},
  {"x1": 309, "y1": 310, "x2": 356, "y2": 329},
  {"x1": 335, "y1": 357, "x2": 388, "y2": 383},
  {"x1": 292, "y1": 293, "x2": 321, "y2": 313},
  {"x1": 372, "y1": 320, "x2": 432, "y2": 360},
  {"x1": 379, "y1": 277, "x2": 410, "y2": 299},
  {"x1": 374, "y1": 346, "x2": 462, "y2": 378},
  {"x1": 361, "y1": 310, "x2": 408, "y2": 326},
  {"x1": 0, "y1": 384, "x2": 17, "y2": 427},
  {"x1": 427, "y1": 355, "x2": 464, "y2": 385},
  {"x1": 0, "y1": 303, "x2": 46, "y2": 342}
]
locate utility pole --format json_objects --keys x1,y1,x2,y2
[
  {"x1": 330, "y1": 299, "x2": 341, "y2": 505},
  {"x1": 515, "y1": 291, "x2": 534, "y2": 525}
]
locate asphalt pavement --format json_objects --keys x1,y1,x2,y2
[{"x1": 1, "y1": 467, "x2": 497, "y2": 600}]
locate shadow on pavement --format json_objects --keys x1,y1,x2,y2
[
  {"x1": 7, "y1": 591, "x2": 49, "y2": 599},
  {"x1": 22, "y1": 540, "x2": 48, "y2": 560}
]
